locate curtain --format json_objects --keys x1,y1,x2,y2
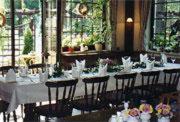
[
  {"x1": 109, "y1": 0, "x2": 118, "y2": 50},
  {"x1": 139, "y1": 0, "x2": 152, "y2": 50}
]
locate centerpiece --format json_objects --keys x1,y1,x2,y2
[
  {"x1": 155, "y1": 103, "x2": 173, "y2": 122},
  {"x1": 127, "y1": 108, "x2": 140, "y2": 122},
  {"x1": 139, "y1": 103, "x2": 153, "y2": 122},
  {"x1": 49, "y1": 62, "x2": 63, "y2": 78},
  {"x1": 99, "y1": 58, "x2": 122, "y2": 72}
]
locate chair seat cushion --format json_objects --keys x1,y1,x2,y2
[
  {"x1": 73, "y1": 98, "x2": 107, "y2": 111},
  {"x1": 0, "y1": 100, "x2": 9, "y2": 112},
  {"x1": 35, "y1": 102, "x2": 73, "y2": 118}
]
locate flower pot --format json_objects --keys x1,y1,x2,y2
[
  {"x1": 62, "y1": 46, "x2": 69, "y2": 52},
  {"x1": 158, "y1": 117, "x2": 170, "y2": 122},
  {"x1": 88, "y1": 45, "x2": 95, "y2": 50},
  {"x1": 74, "y1": 46, "x2": 80, "y2": 51},
  {"x1": 127, "y1": 116, "x2": 139, "y2": 122},
  {"x1": 140, "y1": 112, "x2": 151, "y2": 122},
  {"x1": 95, "y1": 43, "x2": 102, "y2": 51},
  {"x1": 68, "y1": 47, "x2": 74, "y2": 53}
]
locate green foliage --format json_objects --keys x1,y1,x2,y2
[
  {"x1": 22, "y1": 27, "x2": 33, "y2": 54},
  {"x1": 152, "y1": 34, "x2": 168, "y2": 48},
  {"x1": 152, "y1": 34, "x2": 179, "y2": 52}
]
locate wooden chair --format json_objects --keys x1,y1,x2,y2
[
  {"x1": 106, "y1": 73, "x2": 137, "y2": 107},
  {"x1": 160, "y1": 69, "x2": 180, "y2": 93},
  {"x1": 35, "y1": 79, "x2": 78, "y2": 120},
  {"x1": 159, "y1": 91, "x2": 180, "y2": 104},
  {"x1": 0, "y1": 66, "x2": 17, "y2": 122},
  {"x1": 73, "y1": 76, "x2": 109, "y2": 113},
  {"x1": 134, "y1": 71, "x2": 160, "y2": 104},
  {"x1": 0, "y1": 66, "x2": 18, "y2": 76},
  {"x1": 28, "y1": 63, "x2": 49, "y2": 74}
]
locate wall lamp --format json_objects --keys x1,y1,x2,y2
[{"x1": 126, "y1": 17, "x2": 133, "y2": 23}]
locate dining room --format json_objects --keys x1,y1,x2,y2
[{"x1": 0, "y1": 0, "x2": 179, "y2": 122}]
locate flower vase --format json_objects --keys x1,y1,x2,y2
[
  {"x1": 140, "y1": 112, "x2": 151, "y2": 122},
  {"x1": 127, "y1": 116, "x2": 139, "y2": 122},
  {"x1": 158, "y1": 117, "x2": 170, "y2": 122}
]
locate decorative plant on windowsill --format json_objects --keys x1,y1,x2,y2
[
  {"x1": 152, "y1": 34, "x2": 168, "y2": 52},
  {"x1": 93, "y1": 33, "x2": 104, "y2": 51}
]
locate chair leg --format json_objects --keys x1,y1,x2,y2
[
  {"x1": 7, "y1": 114, "x2": 10, "y2": 122},
  {"x1": 3, "y1": 112, "x2": 6, "y2": 122},
  {"x1": 21, "y1": 104, "x2": 23, "y2": 118},
  {"x1": 81, "y1": 110, "x2": 84, "y2": 114},
  {"x1": 13, "y1": 111, "x2": 17, "y2": 122}
]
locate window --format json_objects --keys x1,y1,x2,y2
[
  {"x1": 0, "y1": 0, "x2": 56, "y2": 66},
  {"x1": 151, "y1": 0, "x2": 180, "y2": 53},
  {"x1": 62, "y1": 0, "x2": 104, "y2": 52}
]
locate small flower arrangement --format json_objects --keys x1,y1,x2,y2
[
  {"x1": 99, "y1": 58, "x2": 114, "y2": 66},
  {"x1": 128, "y1": 108, "x2": 140, "y2": 117},
  {"x1": 155, "y1": 103, "x2": 173, "y2": 118},
  {"x1": 139, "y1": 103, "x2": 153, "y2": 113}
]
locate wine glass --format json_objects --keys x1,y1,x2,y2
[{"x1": 171, "y1": 57, "x2": 176, "y2": 63}]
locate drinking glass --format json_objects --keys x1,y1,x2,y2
[{"x1": 171, "y1": 57, "x2": 176, "y2": 63}]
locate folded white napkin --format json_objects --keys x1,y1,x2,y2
[
  {"x1": 5, "y1": 69, "x2": 16, "y2": 83},
  {"x1": 39, "y1": 71, "x2": 48, "y2": 82},
  {"x1": 75, "y1": 60, "x2": 86, "y2": 71},
  {"x1": 98, "y1": 64, "x2": 108, "y2": 76},
  {"x1": 122, "y1": 57, "x2": 131, "y2": 66},
  {"x1": 161, "y1": 53, "x2": 167, "y2": 64},
  {"x1": 140, "y1": 54, "x2": 148, "y2": 63},
  {"x1": 72, "y1": 67, "x2": 81, "y2": 78},
  {"x1": 123, "y1": 62, "x2": 133, "y2": 72},
  {"x1": 146, "y1": 60, "x2": 155, "y2": 70}
]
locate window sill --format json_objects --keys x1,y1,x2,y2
[
  {"x1": 61, "y1": 50, "x2": 109, "y2": 56},
  {"x1": 146, "y1": 50, "x2": 180, "y2": 57}
]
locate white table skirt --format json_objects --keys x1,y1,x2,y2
[{"x1": 0, "y1": 63, "x2": 180, "y2": 113}]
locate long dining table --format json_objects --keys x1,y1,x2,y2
[{"x1": 0, "y1": 63, "x2": 180, "y2": 121}]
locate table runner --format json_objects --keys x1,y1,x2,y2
[{"x1": 0, "y1": 63, "x2": 180, "y2": 113}]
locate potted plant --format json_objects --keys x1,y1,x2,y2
[
  {"x1": 127, "y1": 108, "x2": 140, "y2": 122},
  {"x1": 152, "y1": 34, "x2": 168, "y2": 52},
  {"x1": 155, "y1": 103, "x2": 173, "y2": 122},
  {"x1": 139, "y1": 103, "x2": 153, "y2": 122},
  {"x1": 62, "y1": 36, "x2": 71, "y2": 52},
  {"x1": 93, "y1": 33, "x2": 104, "y2": 51}
]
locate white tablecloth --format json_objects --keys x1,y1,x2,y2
[{"x1": 0, "y1": 63, "x2": 180, "y2": 113}]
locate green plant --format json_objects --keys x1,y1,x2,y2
[
  {"x1": 22, "y1": 27, "x2": 33, "y2": 54},
  {"x1": 165, "y1": 36, "x2": 179, "y2": 52},
  {"x1": 92, "y1": 33, "x2": 104, "y2": 44},
  {"x1": 152, "y1": 34, "x2": 168, "y2": 48},
  {"x1": 62, "y1": 36, "x2": 71, "y2": 47}
]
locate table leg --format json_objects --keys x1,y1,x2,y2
[{"x1": 23, "y1": 103, "x2": 38, "y2": 121}]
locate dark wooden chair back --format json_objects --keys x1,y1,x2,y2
[
  {"x1": 140, "y1": 71, "x2": 160, "y2": 96},
  {"x1": 82, "y1": 76, "x2": 109, "y2": 107},
  {"x1": 160, "y1": 91, "x2": 180, "y2": 104},
  {"x1": 28, "y1": 63, "x2": 49, "y2": 74},
  {"x1": 0, "y1": 66, "x2": 18, "y2": 76},
  {"x1": 45, "y1": 79, "x2": 78, "y2": 112},
  {"x1": 163, "y1": 69, "x2": 180, "y2": 92},
  {"x1": 114, "y1": 73, "x2": 137, "y2": 101}
]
